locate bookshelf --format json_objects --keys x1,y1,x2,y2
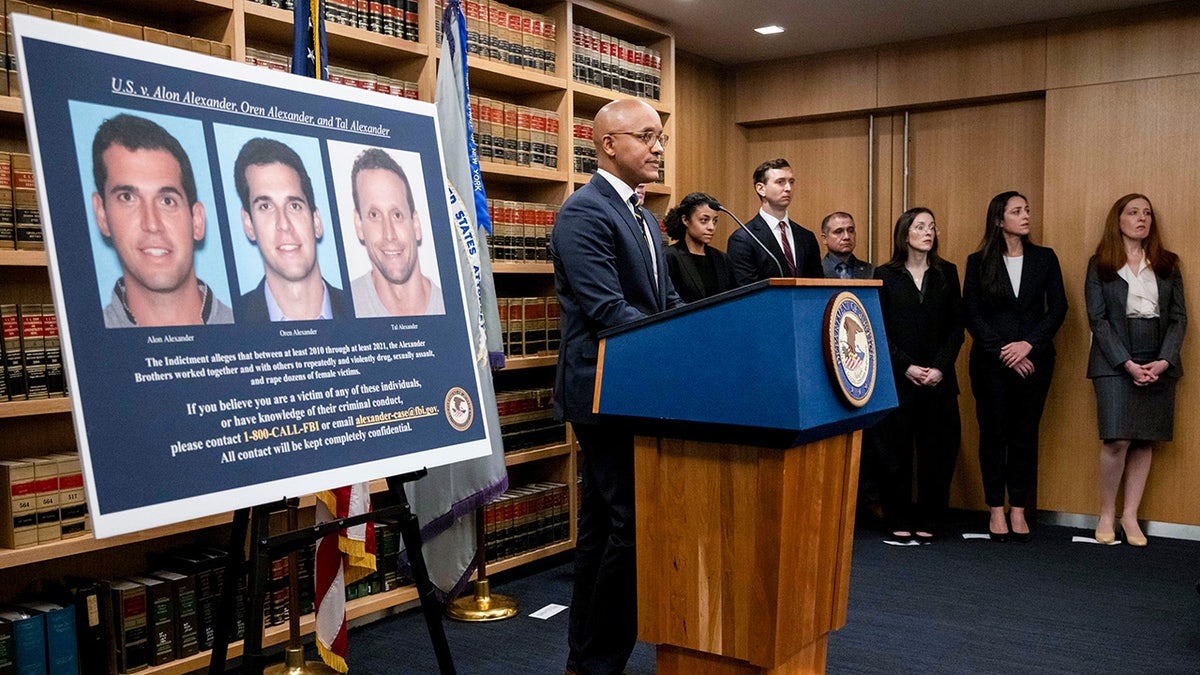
[{"x1": 0, "y1": 0, "x2": 672, "y2": 671}]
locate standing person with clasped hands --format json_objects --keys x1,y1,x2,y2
[
  {"x1": 963, "y1": 191, "x2": 1067, "y2": 543},
  {"x1": 873, "y1": 208, "x2": 964, "y2": 544},
  {"x1": 1085, "y1": 193, "x2": 1185, "y2": 547}
]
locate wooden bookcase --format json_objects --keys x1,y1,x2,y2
[{"x1": 0, "y1": 0, "x2": 672, "y2": 672}]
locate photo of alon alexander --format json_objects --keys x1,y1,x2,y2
[{"x1": 83, "y1": 112, "x2": 233, "y2": 328}]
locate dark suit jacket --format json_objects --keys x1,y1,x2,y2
[
  {"x1": 1085, "y1": 255, "x2": 1186, "y2": 378},
  {"x1": 822, "y1": 252, "x2": 875, "y2": 280},
  {"x1": 239, "y1": 278, "x2": 350, "y2": 322},
  {"x1": 727, "y1": 213, "x2": 822, "y2": 285},
  {"x1": 875, "y1": 261, "x2": 965, "y2": 399},
  {"x1": 963, "y1": 244, "x2": 1067, "y2": 369},
  {"x1": 664, "y1": 241, "x2": 734, "y2": 303},
  {"x1": 549, "y1": 174, "x2": 682, "y2": 423}
]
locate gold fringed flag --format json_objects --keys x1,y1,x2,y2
[{"x1": 292, "y1": 2, "x2": 374, "y2": 672}]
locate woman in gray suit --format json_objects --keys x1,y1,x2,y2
[{"x1": 1085, "y1": 193, "x2": 1186, "y2": 547}]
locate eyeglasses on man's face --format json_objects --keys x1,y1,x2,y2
[{"x1": 608, "y1": 130, "x2": 669, "y2": 149}]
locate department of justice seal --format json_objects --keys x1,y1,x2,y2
[
  {"x1": 444, "y1": 387, "x2": 474, "y2": 431},
  {"x1": 823, "y1": 291, "x2": 877, "y2": 407}
]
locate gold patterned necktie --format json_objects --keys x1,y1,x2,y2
[{"x1": 629, "y1": 195, "x2": 658, "y2": 288}]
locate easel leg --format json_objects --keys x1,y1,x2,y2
[
  {"x1": 210, "y1": 507, "x2": 250, "y2": 673},
  {"x1": 387, "y1": 475, "x2": 457, "y2": 675},
  {"x1": 242, "y1": 505, "x2": 274, "y2": 675}
]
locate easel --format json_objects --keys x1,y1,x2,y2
[{"x1": 209, "y1": 469, "x2": 456, "y2": 674}]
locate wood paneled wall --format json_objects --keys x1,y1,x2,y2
[
  {"x1": 672, "y1": 0, "x2": 1200, "y2": 524},
  {"x1": 904, "y1": 99, "x2": 1046, "y2": 510},
  {"x1": 1041, "y1": 74, "x2": 1200, "y2": 522},
  {"x1": 672, "y1": 53, "x2": 731, "y2": 208}
]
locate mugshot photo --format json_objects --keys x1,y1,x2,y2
[
  {"x1": 213, "y1": 124, "x2": 348, "y2": 322},
  {"x1": 327, "y1": 140, "x2": 444, "y2": 318},
  {"x1": 69, "y1": 102, "x2": 233, "y2": 328}
]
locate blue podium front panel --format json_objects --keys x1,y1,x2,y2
[{"x1": 596, "y1": 281, "x2": 897, "y2": 447}]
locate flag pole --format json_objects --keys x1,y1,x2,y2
[
  {"x1": 445, "y1": 506, "x2": 517, "y2": 621},
  {"x1": 265, "y1": 499, "x2": 339, "y2": 675}
]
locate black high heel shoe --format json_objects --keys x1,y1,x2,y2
[
  {"x1": 1009, "y1": 530, "x2": 1031, "y2": 543},
  {"x1": 988, "y1": 529, "x2": 1009, "y2": 542}
]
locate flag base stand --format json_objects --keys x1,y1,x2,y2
[
  {"x1": 263, "y1": 646, "x2": 339, "y2": 675},
  {"x1": 445, "y1": 505, "x2": 518, "y2": 622},
  {"x1": 446, "y1": 579, "x2": 518, "y2": 621},
  {"x1": 208, "y1": 470, "x2": 457, "y2": 675}
]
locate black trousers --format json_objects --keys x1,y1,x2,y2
[
  {"x1": 877, "y1": 389, "x2": 961, "y2": 532},
  {"x1": 567, "y1": 421, "x2": 637, "y2": 675},
  {"x1": 970, "y1": 355, "x2": 1054, "y2": 508}
]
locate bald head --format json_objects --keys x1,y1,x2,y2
[{"x1": 593, "y1": 99, "x2": 664, "y2": 189}]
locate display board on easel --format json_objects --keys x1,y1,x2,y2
[{"x1": 13, "y1": 14, "x2": 493, "y2": 538}]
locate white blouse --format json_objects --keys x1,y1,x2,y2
[
  {"x1": 1117, "y1": 256, "x2": 1159, "y2": 318},
  {"x1": 1003, "y1": 255, "x2": 1023, "y2": 298}
]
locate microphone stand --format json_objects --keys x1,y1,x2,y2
[{"x1": 714, "y1": 203, "x2": 784, "y2": 278}]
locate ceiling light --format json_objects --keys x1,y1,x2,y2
[{"x1": 755, "y1": 25, "x2": 785, "y2": 35}]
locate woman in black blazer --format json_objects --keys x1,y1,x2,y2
[
  {"x1": 663, "y1": 192, "x2": 734, "y2": 302},
  {"x1": 963, "y1": 192, "x2": 1067, "y2": 542},
  {"x1": 1086, "y1": 193, "x2": 1185, "y2": 547},
  {"x1": 873, "y1": 207, "x2": 964, "y2": 543}
]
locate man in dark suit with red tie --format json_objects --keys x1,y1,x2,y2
[
  {"x1": 550, "y1": 98, "x2": 682, "y2": 675},
  {"x1": 727, "y1": 158, "x2": 823, "y2": 284}
]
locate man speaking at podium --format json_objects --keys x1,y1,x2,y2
[{"x1": 550, "y1": 98, "x2": 681, "y2": 675}]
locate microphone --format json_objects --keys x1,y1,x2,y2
[{"x1": 712, "y1": 201, "x2": 784, "y2": 278}]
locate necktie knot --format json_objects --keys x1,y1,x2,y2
[{"x1": 836, "y1": 262, "x2": 850, "y2": 279}]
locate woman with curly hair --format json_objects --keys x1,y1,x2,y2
[{"x1": 663, "y1": 191, "x2": 734, "y2": 302}]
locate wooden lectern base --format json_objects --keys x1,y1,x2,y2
[
  {"x1": 635, "y1": 431, "x2": 861, "y2": 675},
  {"x1": 658, "y1": 637, "x2": 827, "y2": 674}
]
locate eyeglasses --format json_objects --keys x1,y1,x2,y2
[
  {"x1": 912, "y1": 223, "x2": 937, "y2": 233},
  {"x1": 608, "y1": 130, "x2": 669, "y2": 149}
]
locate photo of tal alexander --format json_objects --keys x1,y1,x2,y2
[{"x1": 348, "y1": 147, "x2": 444, "y2": 318}]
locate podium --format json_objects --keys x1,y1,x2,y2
[{"x1": 594, "y1": 279, "x2": 898, "y2": 674}]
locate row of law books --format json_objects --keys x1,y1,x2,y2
[
  {"x1": 571, "y1": 117, "x2": 597, "y2": 175},
  {"x1": 496, "y1": 387, "x2": 565, "y2": 453},
  {"x1": 484, "y1": 481, "x2": 569, "y2": 562},
  {"x1": 0, "y1": 546, "x2": 243, "y2": 674},
  {"x1": 1, "y1": 1, "x2": 232, "y2": 99},
  {"x1": 0, "y1": 451, "x2": 87, "y2": 550},
  {"x1": 262, "y1": 518, "x2": 411, "y2": 628},
  {"x1": 441, "y1": 0, "x2": 557, "y2": 75},
  {"x1": 1, "y1": 303, "x2": 64, "y2": 403},
  {"x1": 245, "y1": 47, "x2": 421, "y2": 100},
  {"x1": 471, "y1": 95, "x2": 560, "y2": 169},
  {"x1": 571, "y1": 117, "x2": 665, "y2": 183},
  {"x1": 1, "y1": 598, "x2": 83, "y2": 675},
  {"x1": 248, "y1": 0, "x2": 420, "y2": 43},
  {"x1": 486, "y1": 199, "x2": 558, "y2": 263},
  {"x1": 572, "y1": 26, "x2": 663, "y2": 101},
  {"x1": 499, "y1": 296, "x2": 560, "y2": 359},
  {"x1": 0, "y1": 152, "x2": 41, "y2": 251}
]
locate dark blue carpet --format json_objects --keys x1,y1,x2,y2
[{"x1": 284, "y1": 513, "x2": 1200, "y2": 673}]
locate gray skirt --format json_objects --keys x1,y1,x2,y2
[{"x1": 1093, "y1": 318, "x2": 1177, "y2": 442}]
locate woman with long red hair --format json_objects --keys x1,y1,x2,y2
[{"x1": 1085, "y1": 193, "x2": 1186, "y2": 547}]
